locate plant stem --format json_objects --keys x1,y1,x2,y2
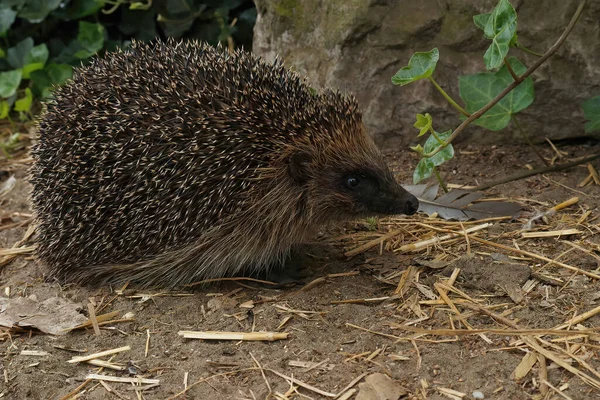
[
  {"x1": 428, "y1": 77, "x2": 471, "y2": 117},
  {"x1": 517, "y1": 43, "x2": 544, "y2": 57},
  {"x1": 429, "y1": 126, "x2": 446, "y2": 147},
  {"x1": 422, "y1": 0, "x2": 586, "y2": 159},
  {"x1": 474, "y1": 153, "x2": 600, "y2": 191},
  {"x1": 433, "y1": 167, "x2": 448, "y2": 193},
  {"x1": 503, "y1": 57, "x2": 522, "y2": 82},
  {"x1": 511, "y1": 114, "x2": 549, "y2": 166}
]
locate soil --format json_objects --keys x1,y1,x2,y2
[{"x1": 1, "y1": 140, "x2": 600, "y2": 400}]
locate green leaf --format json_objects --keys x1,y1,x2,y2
[
  {"x1": 473, "y1": 13, "x2": 490, "y2": 31},
  {"x1": 52, "y1": 0, "x2": 104, "y2": 20},
  {"x1": 413, "y1": 130, "x2": 454, "y2": 184},
  {"x1": 424, "y1": 130, "x2": 454, "y2": 167},
  {"x1": 18, "y1": 0, "x2": 61, "y2": 22},
  {"x1": 0, "y1": 100, "x2": 9, "y2": 119},
  {"x1": 414, "y1": 113, "x2": 432, "y2": 137},
  {"x1": 391, "y1": 48, "x2": 439, "y2": 86},
  {"x1": 7, "y1": 37, "x2": 33, "y2": 69},
  {"x1": 0, "y1": 7, "x2": 18, "y2": 34},
  {"x1": 75, "y1": 21, "x2": 105, "y2": 58},
  {"x1": 476, "y1": 0, "x2": 518, "y2": 70},
  {"x1": 414, "y1": 158, "x2": 435, "y2": 184},
  {"x1": 0, "y1": 70, "x2": 21, "y2": 98},
  {"x1": 30, "y1": 63, "x2": 72, "y2": 98},
  {"x1": 46, "y1": 63, "x2": 73, "y2": 84},
  {"x1": 22, "y1": 62, "x2": 44, "y2": 79},
  {"x1": 14, "y1": 88, "x2": 32, "y2": 112},
  {"x1": 20, "y1": 43, "x2": 49, "y2": 78},
  {"x1": 582, "y1": 96, "x2": 600, "y2": 133},
  {"x1": 459, "y1": 57, "x2": 534, "y2": 131},
  {"x1": 26, "y1": 43, "x2": 49, "y2": 64},
  {"x1": 0, "y1": 48, "x2": 5, "y2": 58}
]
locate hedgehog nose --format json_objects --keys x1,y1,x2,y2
[{"x1": 403, "y1": 196, "x2": 419, "y2": 215}]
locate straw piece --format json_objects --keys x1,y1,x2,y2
[
  {"x1": 513, "y1": 352, "x2": 537, "y2": 380},
  {"x1": 587, "y1": 164, "x2": 600, "y2": 185},
  {"x1": 521, "y1": 229, "x2": 581, "y2": 238},
  {"x1": 178, "y1": 331, "x2": 289, "y2": 341},
  {"x1": 85, "y1": 374, "x2": 159, "y2": 385},
  {"x1": 86, "y1": 359, "x2": 126, "y2": 371},
  {"x1": 396, "y1": 223, "x2": 492, "y2": 252},
  {"x1": 68, "y1": 346, "x2": 131, "y2": 363},
  {"x1": 468, "y1": 236, "x2": 600, "y2": 280},
  {"x1": 266, "y1": 368, "x2": 337, "y2": 398},
  {"x1": 345, "y1": 229, "x2": 403, "y2": 258}
]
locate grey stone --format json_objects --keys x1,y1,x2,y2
[{"x1": 253, "y1": 0, "x2": 600, "y2": 148}]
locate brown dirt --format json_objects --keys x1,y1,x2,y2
[{"x1": 1, "y1": 141, "x2": 600, "y2": 400}]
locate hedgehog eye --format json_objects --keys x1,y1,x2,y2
[{"x1": 346, "y1": 177, "x2": 359, "y2": 188}]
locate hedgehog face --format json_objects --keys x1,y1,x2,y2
[
  {"x1": 339, "y1": 169, "x2": 419, "y2": 217},
  {"x1": 288, "y1": 150, "x2": 419, "y2": 221}
]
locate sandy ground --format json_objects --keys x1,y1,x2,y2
[{"x1": 1, "y1": 140, "x2": 600, "y2": 400}]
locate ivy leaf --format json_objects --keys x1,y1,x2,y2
[
  {"x1": 0, "y1": 70, "x2": 21, "y2": 98},
  {"x1": 414, "y1": 158, "x2": 435, "y2": 185},
  {"x1": 474, "y1": 0, "x2": 517, "y2": 70},
  {"x1": 26, "y1": 43, "x2": 49, "y2": 64},
  {"x1": 424, "y1": 130, "x2": 454, "y2": 167},
  {"x1": 14, "y1": 88, "x2": 32, "y2": 112},
  {"x1": 0, "y1": 101, "x2": 9, "y2": 119},
  {"x1": 22, "y1": 62, "x2": 45, "y2": 79},
  {"x1": 413, "y1": 130, "x2": 454, "y2": 184},
  {"x1": 391, "y1": 48, "x2": 439, "y2": 86},
  {"x1": 459, "y1": 57, "x2": 534, "y2": 131},
  {"x1": 414, "y1": 113, "x2": 433, "y2": 137},
  {"x1": 473, "y1": 13, "x2": 491, "y2": 31},
  {"x1": 74, "y1": 21, "x2": 105, "y2": 58},
  {"x1": 21, "y1": 43, "x2": 49, "y2": 78},
  {"x1": 7, "y1": 37, "x2": 33, "y2": 69},
  {"x1": 30, "y1": 63, "x2": 73, "y2": 98},
  {"x1": 52, "y1": 0, "x2": 104, "y2": 21},
  {"x1": 18, "y1": 0, "x2": 62, "y2": 22},
  {"x1": 0, "y1": 7, "x2": 18, "y2": 34},
  {"x1": 582, "y1": 96, "x2": 600, "y2": 133}
]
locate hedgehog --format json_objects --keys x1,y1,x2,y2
[{"x1": 29, "y1": 39, "x2": 419, "y2": 288}]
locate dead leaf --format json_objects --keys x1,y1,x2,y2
[
  {"x1": 0, "y1": 175, "x2": 16, "y2": 198},
  {"x1": 0, "y1": 296, "x2": 88, "y2": 335},
  {"x1": 356, "y1": 373, "x2": 407, "y2": 400},
  {"x1": 404, "y1": 184, "x2": 522, "y2": 221}
]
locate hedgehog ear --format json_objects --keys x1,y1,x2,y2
[{"x1": 288, "y1": 151, "x2": 312, "y2": 185}]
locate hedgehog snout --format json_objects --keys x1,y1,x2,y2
[{"x1": 403, "y1": 195, "x2": 419, "y2": 215}]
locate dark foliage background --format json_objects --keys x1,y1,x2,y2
[{"x1": 0, "y1": 0, "x2": 256, "y2": 120}]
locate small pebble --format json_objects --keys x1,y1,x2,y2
[{"x1": 472, "y1": 391, "x2": 485, "y2": 399}]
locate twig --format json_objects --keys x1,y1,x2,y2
[
  {"x1": 474, "y1": 153, "x2": 600, "y2": 191},
  {"x1": 504, "y1": 57, "x2": 522, "y2": 83},
  {"x1": 424, "y1": 0, "x2": 586, "y2": 158}
]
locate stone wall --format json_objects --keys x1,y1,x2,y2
[{"x1": 253, "y1": 0, "x2": 600, "y2": 148}]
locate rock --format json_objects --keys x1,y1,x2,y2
[{"x1": 253, "y1": 0, "x2": 600, "y2": 148}]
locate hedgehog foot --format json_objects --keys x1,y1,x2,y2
[{"x1": 250, "y1": 248, "x2": 310, "y2": 287}]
